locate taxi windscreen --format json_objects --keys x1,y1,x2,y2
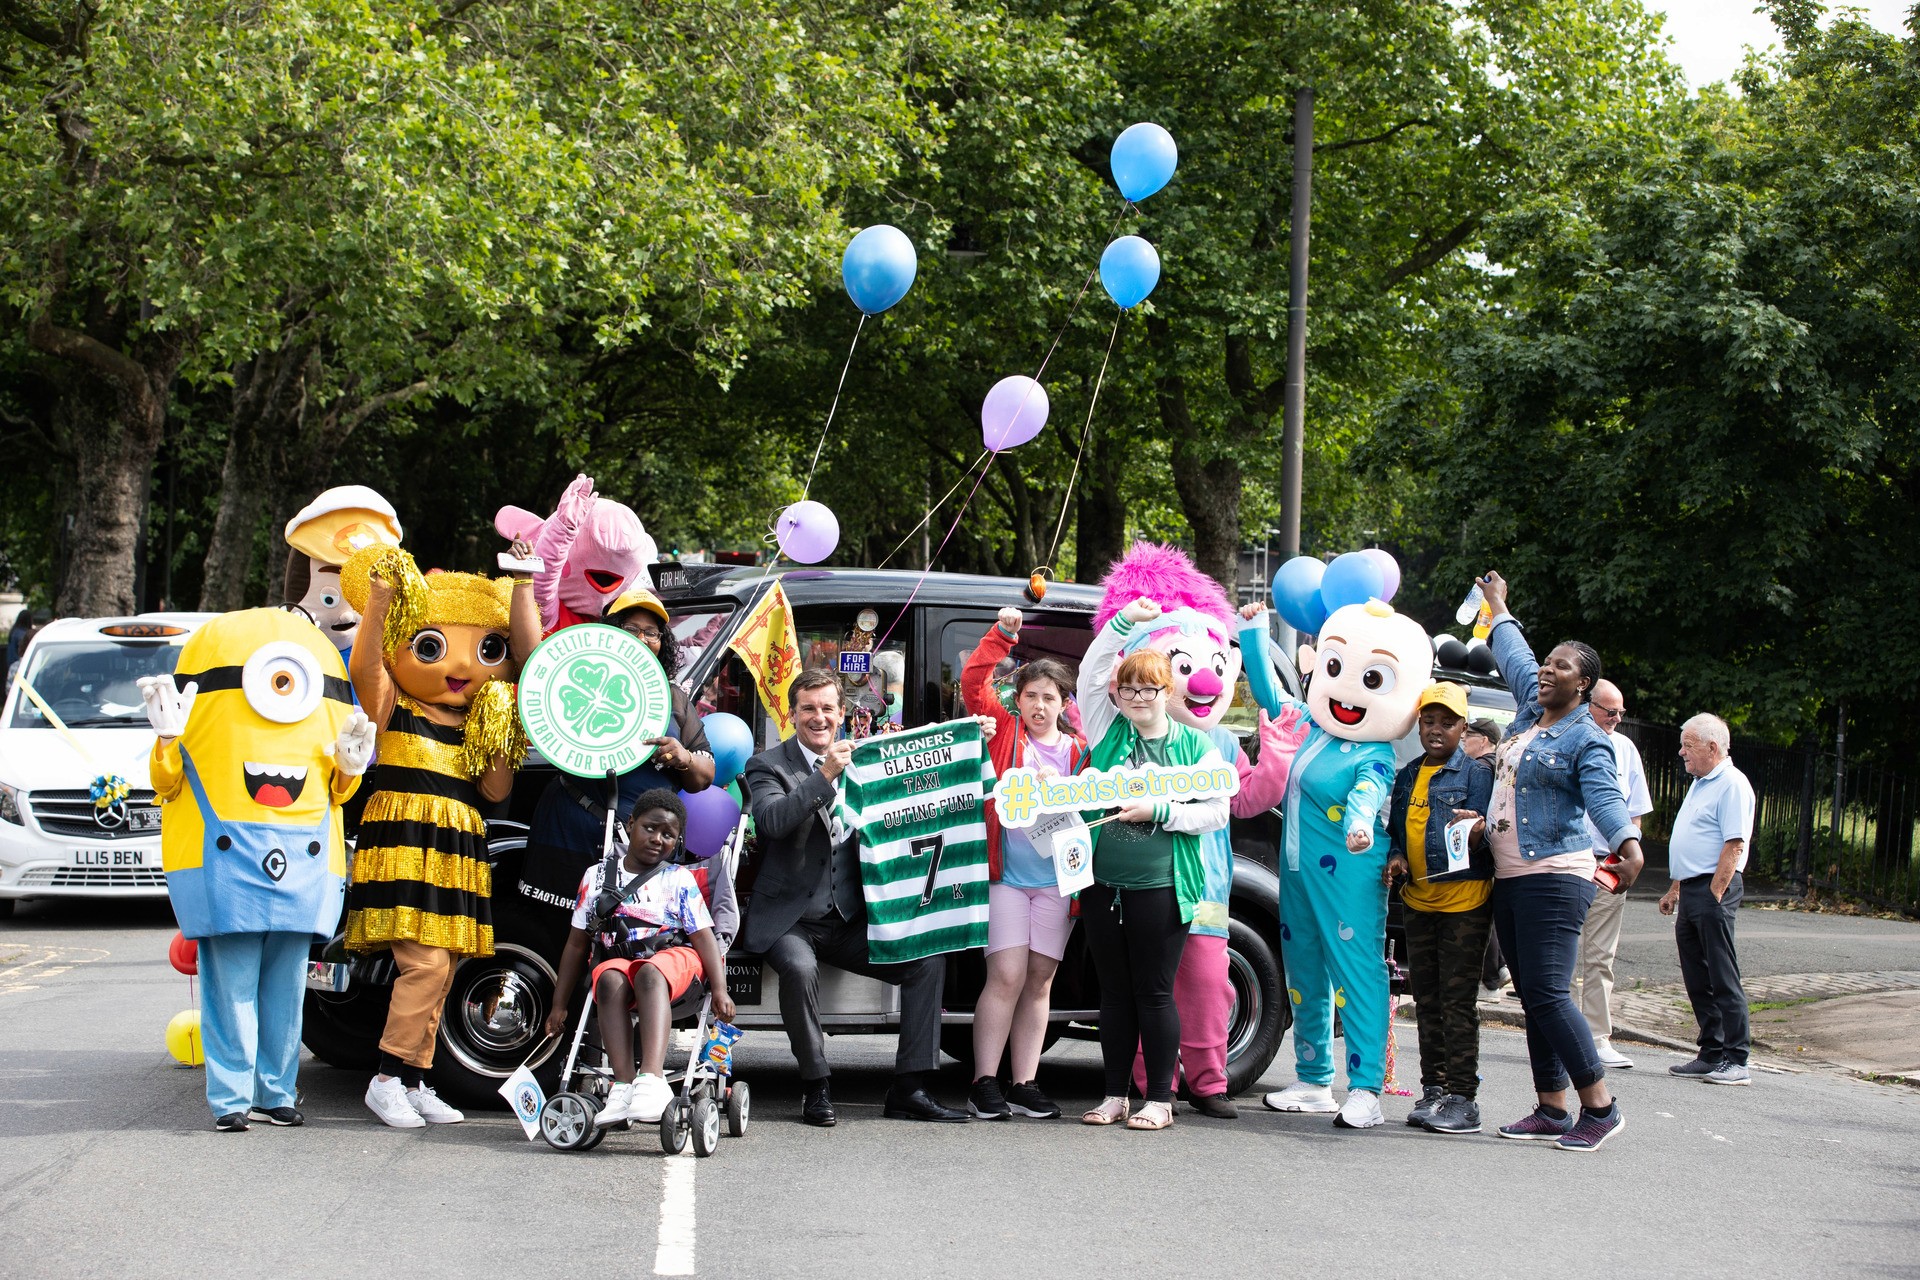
[{"x1": 11, "y1": 641, "x2": 184, "y2": 729}]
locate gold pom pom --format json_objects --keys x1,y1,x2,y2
[
  {"x1": 341, "y1": 545, "x2": 431, "y2": 655},
  {"x1": 461, "y1": 680, "x2": 529, "y2": 778}
]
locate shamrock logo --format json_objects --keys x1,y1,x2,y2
[{"x1": 556, "y1": 659, "x2": 637, "y2": 740}]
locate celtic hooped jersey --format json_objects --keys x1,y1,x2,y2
[{"x1": 833, "y1": 719, "x2": 995, "y2": 964}]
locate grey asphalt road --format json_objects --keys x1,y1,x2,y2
[{"x1": 4, "y1": 898, "x2": 1919, "y2": 1280}]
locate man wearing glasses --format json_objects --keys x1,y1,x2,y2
[{"x1": 1575, "y1": 680, "x2": 1653, "y2": 1068}]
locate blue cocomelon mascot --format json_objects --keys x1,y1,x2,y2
[
  {"x1": 139, "y1": 610, "x2": 375, "y2": 1132},
  {"x1": 1241, "y1": 594, "x2": 1432, "y2": 1129}
]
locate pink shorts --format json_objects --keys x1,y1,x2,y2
[{"x1": 987, "y1": 882, "x2": 1073, "y2": 961}]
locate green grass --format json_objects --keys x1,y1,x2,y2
[{"x1": 1749, "y1": 996, "x2": 1821, "y2": 1013}]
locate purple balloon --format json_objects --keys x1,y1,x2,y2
[
  {"x1": 776, "y1": 500, "x2": 839, "y2": 564},
  {"x1": 679, "y1": 786, "x2": 742, "y2": 860},
  {"x1": 981, "y1": 376, "x2": 1050, "y2": 451},
  {"x1": 1357, "y1": 548, "x2": 1401, "y2": 602}
]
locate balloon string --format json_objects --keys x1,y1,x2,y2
[
  {"x1": 875, "y1": 449, "x2": 989, "y2": 570},
  {"x1": 1044, "y1": 309, "x2": 1125, "y2": 570},
  {"x1": 873, "y1": 450, "x2": 997, "y2": 651},
  {"x1": 1031, "y1": 203, "x2": 1133, "y2": 388},
  {"x1": 800, "y1": 312, "x2": 867, "y2": 502}
]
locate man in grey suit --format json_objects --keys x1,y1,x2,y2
[{"x1": 738, "y1": 670, "x2": 966, "y2": 1125}]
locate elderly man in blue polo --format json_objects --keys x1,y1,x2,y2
[{"x1": 1658, "y1": 713, "x2": 1756, "y2": 1087}]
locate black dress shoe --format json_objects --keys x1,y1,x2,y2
[
  {"x1": 801, "y1": 1082, "x2": 837, "y2": 1127},
  {"x1": 883, "y1": 1087, "x2": 969, "y2": 1123}
]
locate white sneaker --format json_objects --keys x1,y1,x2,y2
[
  {"x1": 366, "y1": 1075, "x2": 425, "y2": 1129},
  {"x1": 1335, "y1": 1089, "x2": 1385, "y2": 1129},
  {"x1": 630, "y1": 1074, "x2": 675, "y2": 1124},
  {"x1": 1594, "y1": 1038, "x2": 1635, "y2": 1070},
  {"x1": 1262, "y1": 1081, "x2": 1339, "y2": 1113},
  {"x1": 596, "y1": 1080, "x2": 636, "y2": 1127},
  {"x1": 405, "y1": 1084, "x2": 465, "y2": 1124}
]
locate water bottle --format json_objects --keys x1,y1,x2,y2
[{"x1": 1454, "y1": 581, "x2": 1485, "y2": 626}]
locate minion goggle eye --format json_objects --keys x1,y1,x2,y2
[{"x1": 240, "y1": 642, "x2": 324, "y2": 723}]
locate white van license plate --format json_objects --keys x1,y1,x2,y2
[{"x1": 71, "y1": 848, "x2": 154, "y2": 867}]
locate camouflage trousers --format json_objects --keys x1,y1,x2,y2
[{"x1": 1403, "y1": 899, "x2": 1494, "y2": 1098}]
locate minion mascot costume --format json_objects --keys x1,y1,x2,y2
[
  {"x1": 138, "y1": 611, "x2": 376, "y2": 1131},
  {"x1": 281, "y1": 486, "x2": 404, "y2": 663},
  {"x1": 339, "y1": 545, "x2": 530, "y2": 1128},
  {"x1": 1241, "y1": 598, "x2": 1432, "y2": 1129}
]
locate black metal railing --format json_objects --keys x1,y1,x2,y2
[{"x1": 1620, "y1": 720, "x2": 1920, "y2": 915}]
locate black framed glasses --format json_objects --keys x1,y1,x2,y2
[{"x1": 1117, "y1": 685, "x2": 1166, "y2": 702}]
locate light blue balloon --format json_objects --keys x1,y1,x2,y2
[
  {"x1": 1110, "y1": 122, "x2": 1178, "y2": 202},
  {"x1": 700, "y1": 711, "x2": 755, "y2": 787},
  {"x1": 841, "y1": 225, "x2": 918, "y2": 315},
  {"x1": 1272, "y1": 555, "x2": 1329, "y2": 635},
  {"x1": 1099, "y1": 235, "x2": 1161, "y2": 309},
  {"x1": 1320, "y1": 551, "x2": 1389, "y2": 613}
]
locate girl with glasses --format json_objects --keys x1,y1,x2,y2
[{"x1": 1075, "y1": 598, "x2": 1231, "y2": 1131}]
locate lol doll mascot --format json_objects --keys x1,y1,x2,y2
[
  {"x1": 1242, "y1": 598, "x2": 1432, "y2": 1129},
  {"x1": 1094, "y1": 543, "x2": 1308, "y2": 1115},
  {"x1": 138, "y1": 610, "x2": 376, "y2": 1130},
  {"x1": 339, "y1": 545, "x2": 530, "y2": 1127}
]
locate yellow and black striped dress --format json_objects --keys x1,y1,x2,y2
[{"x1": 345, "y1": 695, "x2": 493, "y2": 957}]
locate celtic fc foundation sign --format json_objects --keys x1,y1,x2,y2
[{"x1": 518, "y1": 624, "x2": 674, "y2": 778}]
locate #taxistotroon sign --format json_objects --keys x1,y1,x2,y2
[{"x1": 991, "y1": 760, "x2": 1239, "y2": 828}]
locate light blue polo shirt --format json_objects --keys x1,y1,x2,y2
[{"x1": 1668, "y1": 758, "x2": 1755, "y2": 879}]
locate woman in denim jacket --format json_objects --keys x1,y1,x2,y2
[{"x1": 1473, "y1": 572, "x2": 1645, "y2": 1152}]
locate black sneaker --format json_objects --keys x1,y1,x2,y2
[
  {"x1": 1668, "y1": 1057, "x2": 1718, "y2": 1080},
  {"x1": 1003, "y1": 1080, "x2": 1061, "y2": 1119},
  {"x1": 247, "y1": 1106, "x2": 304, "y2": 1127},
  {"x1": 968, "y1": 1075, "x2": 1011, "y2": 1120},
  {"x1": 1422, "y1": 1094, "x2": 1482, "y2": 1134},
  {"x1": 1406, "y1": 1084, "x2": 1447, "y2": 1128},
  {"x1": 213, "y1": 1112, "x2": 250, "y2": 1132}
]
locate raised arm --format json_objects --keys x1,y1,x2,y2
[
  {"x1": 960, "y1": 611, "x2": 1021, "y2": 730},
  {"x1": 349, "y1": 574, "x2": 398, "y2": 732},
  {"x1": 1080, "y1": 604, "x2": 1153, "y2": 746},
  {"x1": 530, "y1": 475, "x2": 596, "y2": 631},
  {"x1": 1478, "y1": 572, "x2": 1540, "y2": 714}
]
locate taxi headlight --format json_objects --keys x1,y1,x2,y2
[{"x1": 0, "y1": 783, "x2": 21, "y2": 825}]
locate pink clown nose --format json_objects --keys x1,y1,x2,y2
[{"x1": 1186, "y1": 669, "x2": 1225, "y2": 698}]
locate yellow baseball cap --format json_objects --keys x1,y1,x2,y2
[
  {"x1": 604, "y1": 586, "x2": 669, "y2": 628},
  {"x1": 1418, "y1": 681, "x2": 1470, "y2": 719}
]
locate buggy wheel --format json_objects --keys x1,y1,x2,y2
[
  {"x1": 659, "y1": 1097, "x2": 690, "y2": 1155},
  {"x1": 580, "y1": 1113, "x2": 610, "y2": 1150},
  {"x1": 691, "y1": 1097, "x2": 720, "y2": 1157},
  {"x1": 725, "y1": 1081, "x2": 749, "y2": 1137},
  {"x1": 539, "y1": 1093, "x2": 599, "y2": 1152}
]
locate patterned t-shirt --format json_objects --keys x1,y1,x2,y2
[{"x1": 570, "y1": 859, "x2": 713, "y2": 950}]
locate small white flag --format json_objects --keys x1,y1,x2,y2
[{"x1": 499, "y1": 1064, "x2": 546, "y2": 1140}]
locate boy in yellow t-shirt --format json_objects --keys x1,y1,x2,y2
[{"x1": 1386, "y1": 682, "x2": 1494, "y2": 1136}]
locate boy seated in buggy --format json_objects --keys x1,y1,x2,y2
[{"x1": 544, "y1": 789, "x2": 735, "y2": 1127}]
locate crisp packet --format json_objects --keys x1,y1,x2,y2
[{"x1": 701, "y1": 1020, "x2": 744, "y2": 1074}]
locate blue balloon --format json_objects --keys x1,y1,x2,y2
[
  {"x1": 700, "y1": 712, "x2": 754, "y2": 788},
  {"x1": 841, "y1": 225, "x2": 918, "y2": 315},
  {"x1": 1271, "y1": 555, "x2": 1329, "y2": 635},
  {"x1": 1099, "y1": 235, "x2": 1161, "y2": 309},
  {"x1": 1320, "y1": 551, "x2": 1389, "y2": 613},
  {"x1": 1110, "y1": 122, "x2": 1178, "y2": 202}
]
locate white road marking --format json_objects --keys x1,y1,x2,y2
[
  {"x1": 0, "y1": 947, "x2": 109, "y2": 996},
  {"x1": 654, "y1": 1153, "x2": 696, "y2": 1275}
]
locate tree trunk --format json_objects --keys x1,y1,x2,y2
[
  {"x1": 200, "y1": 345, "x2": 312, "y2": 610},
  {"x1": 29, "y1": 312, "x2": 184, "y2": 618},
  {"x1": 1073, "y1": 427, "x2": 1126, "y2": 581},
  {"x1": 1170, "y1": 443, "x2": 1244, "y2": 597}
]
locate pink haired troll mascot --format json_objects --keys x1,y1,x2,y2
[{"x1": 495, "y1": 475, "x2": 658, "y2": 639}]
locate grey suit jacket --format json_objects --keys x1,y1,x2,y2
[{"x1": 736, "y1": 737, "x2": 854, "y2": 954}]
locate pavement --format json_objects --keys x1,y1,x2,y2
[{"x1": 5, "y1": 896, "x2": 1920, "y2": 1278}]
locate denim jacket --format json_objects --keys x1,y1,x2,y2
[
  {"x1": 1388, "y1": 746, "x2": 1495, "y2": 882},
  {"x1": 1486, "y1": 615, "x2": 1635, "y2": 859}
]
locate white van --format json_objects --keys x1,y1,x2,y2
[{"x1": 0, "y1": 614, "x2": 213, "y2": 916}]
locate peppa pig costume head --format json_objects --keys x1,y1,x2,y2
[
  {"x1": 1297, "y1": 599, "x2": 1433, "y2": 743},
  {"x1": 1094, "y1": 542, "x2": 1243, "y2": 730}
]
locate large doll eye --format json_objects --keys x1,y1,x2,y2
[
  {"x1": 477, "y1": 633, "x2": 509, "y2": 667},
  {"x1": 1361, "y1": 663, "x2": 1397, "y2": 694},
  {"x1": 1321, "y1": 651, "x2": 1344, "y2": 680},
  {"x1": 410, "y1": 629, "x2": 447, "y2": 663},
  {"x1": 242, "y1": 642, "x2": 323, "y2": 723}
]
